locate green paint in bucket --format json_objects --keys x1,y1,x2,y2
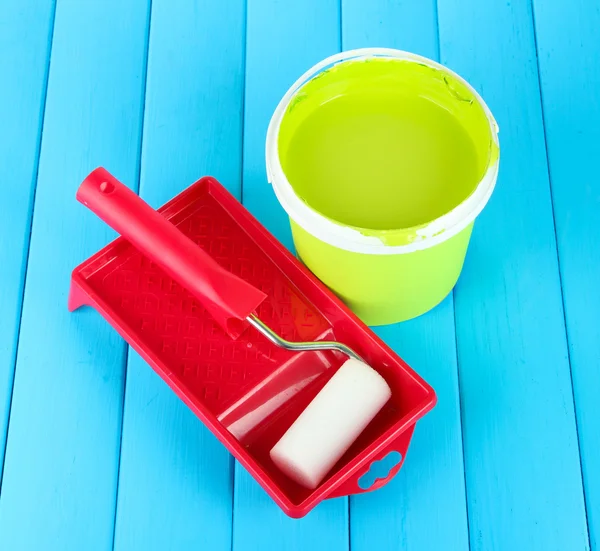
[{"x1": 266, "y1": 49, "x2": 499, "y2": 325}]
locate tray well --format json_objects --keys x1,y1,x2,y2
[{"x1": 69, "y1": 177, "x2": 434, "y2": 509}]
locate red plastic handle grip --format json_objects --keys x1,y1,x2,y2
[{"x1": 77, "y1": 168, "x2": 267, "y2": 338}]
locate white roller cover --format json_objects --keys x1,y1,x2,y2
[{"x1": 270, "y1": 358, "x2": 392, "y2": 489}]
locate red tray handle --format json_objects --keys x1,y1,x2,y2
[
  {"x1": 327, "y1": 424, "x2": 415, "y2": 499},
  {"x1": 76, "y1": 168, "x2": 267, "y2": 338}
]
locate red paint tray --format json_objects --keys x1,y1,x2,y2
[{"x1": 69, "y1": 168, "x2": 436, "y2": 518}]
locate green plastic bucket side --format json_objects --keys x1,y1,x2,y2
[{"x1": 291, "y1": 220, "x2": 474, "y2": 325}]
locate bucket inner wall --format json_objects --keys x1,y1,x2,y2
[{"x1": 277, "y1": 58, "x2": 494, "y2": 235}]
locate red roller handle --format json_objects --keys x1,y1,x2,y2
[{"x1": 77, "y1": 167, "x2": 267, "y2": 338}]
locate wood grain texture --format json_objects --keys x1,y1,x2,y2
[
  {"x1": 0, "y1": 0, "x2": 597, "y2": 548},
  {"x1": 532, "y1": 0, "x2": 599, "y2": 548},
  {"x1": 240, "y1": 0, "x2": 340, "y2": 251},
  {"x1": 0, "y1": 0, "x2": 150, "y2": 549},
  {"x1": 341, "y1": 3, "x2": 470, "y2": 550},
  {"x1": 0, "y1": 0, "x2": 55, "y2": 474},
  {"x1": 233, "y1": 1, "x2": 349, "y2": 550},
  {"x1": 112, "y1": 1, "x2": 245, "y2": 549},
  {"x1": 438, "y1": 0, "x2": 590, "y2": 549}
]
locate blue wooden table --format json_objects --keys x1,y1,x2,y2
[{"x1": 1, "y1": 0, "x2": 598, "y2": 549}]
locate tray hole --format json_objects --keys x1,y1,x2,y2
[{"x1": 358, "y1": 451, "x2": 402, "y2": 490}]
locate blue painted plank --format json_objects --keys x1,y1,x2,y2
[
  {"x1": 358, "y1": 304, "x2": 469, "y2": 551},
  {"x1": 234, "y1": 0, "x2": 349, "y2": 548},
  {"x1": 532, "y1": 0, "x2": 600, "y2": 548},
  {"x1": 438, "y1": 0, "x2": 589, "y2": 549},
  {"x1": 0, "y1": 0, "x2": 55, "y2": 474},
  {"x1": 342, "y1": 2, "x2": 470, "y2": 550},
  {"x1": 0, "y1": 1, "x2": 150, "y2": 549},
  {"x1": 342, "y1": 0, "x2": 439, "y2": 58},
  {"x1": 112, "y1": 1, "x2": 246, "y2": 548},
  {"x1": 240, "y1": 0, "x2": 340, "y2": 251}
]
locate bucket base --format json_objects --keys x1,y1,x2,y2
[
  {"x1": 348, "y1": 287, "x2": 455, "y2": 326},
  {"x1": 291, "y1": 221, "x2": 474, "y2": 326}
]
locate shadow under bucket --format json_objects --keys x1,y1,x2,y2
[{"x1": 266, "y1": 48, "x2": 499, "y2": 325}]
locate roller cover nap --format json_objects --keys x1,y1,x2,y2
[{"x1": 270, "y1": 358, "x2": 392, "y2": 489}]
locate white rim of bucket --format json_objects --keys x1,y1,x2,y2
[{"x1": 266, "y1": 48, "x2": 500, "y2": 256}]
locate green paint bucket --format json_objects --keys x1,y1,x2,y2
[{"x1": 266, "y1": 49, "x2": 499, "y2": 325}]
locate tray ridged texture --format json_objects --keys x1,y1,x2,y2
[{"x1": 86, "y1": 189, "x2": 331, "y2": 415}]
